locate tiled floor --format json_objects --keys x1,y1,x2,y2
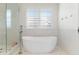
[
  {"x1": 0, "y1": 45, "x2": 67, "y2": 55},
  {"x1": 22, "y1": 46, "x2": 67, "y2": 55}
]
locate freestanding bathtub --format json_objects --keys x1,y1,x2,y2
[{"x1": 22, "y1": 36, "x2": 57, "y2": 54}]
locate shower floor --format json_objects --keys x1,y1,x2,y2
[{"x1": 0, "y1": 44, "x2": 19, "y2": 55}]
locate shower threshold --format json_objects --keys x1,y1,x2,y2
[{"x1": 0, "y1": 44, "x2": 19, "y2": 55}]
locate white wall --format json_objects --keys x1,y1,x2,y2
[
  {"x1": 59, "y1": 3, "x2": 79, "y2": 54},
  {"x1": 19, "y1": 3, "x2": 59, "y2": 36}
]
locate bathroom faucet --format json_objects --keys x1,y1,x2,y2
[
  {"x1": 19, "y1": 25, "x2": 23, "y2": 54},
  {"x1": 78, "y1": 27, "x2": 79, "y2": 33},
  {"x1": 20, "y1": 25, "x2": 23, "y2": 33}
]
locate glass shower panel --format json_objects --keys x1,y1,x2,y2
[
  {"x1": 0, "y1": 4, "x2": 6, "y2": 54},
  {"x1": 6, "y1": 4, "x2": 20, "y2": 54},
  {"x1": 6, "y1": 9, "x2": 11, "y2": 28}
]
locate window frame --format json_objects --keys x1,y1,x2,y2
[{"x1": 26, "y1": 8, "x2": 53, "y2": 29}]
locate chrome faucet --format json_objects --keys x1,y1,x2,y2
[
  {"x1": 19, "y1": 25, "x2": 23, "y2": 54},
  {"x1": 20, "y1": 25, "x2": 23, "y2": 33}
]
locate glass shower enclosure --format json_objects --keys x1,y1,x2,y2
[{"x1": 0, "y1": 4, "x2": 20, "y2": 55}]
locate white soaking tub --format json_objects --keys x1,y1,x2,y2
[{"x1": 22, "y1": 36, "x2": 57, "y2": 54}]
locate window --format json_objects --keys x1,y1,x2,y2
[
  {"x1": 26, "y1": 8, "x2": 52, "y2": 29},
  {"x1": 6, "y1": 9, "x2": 11, "y2": 28}
]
